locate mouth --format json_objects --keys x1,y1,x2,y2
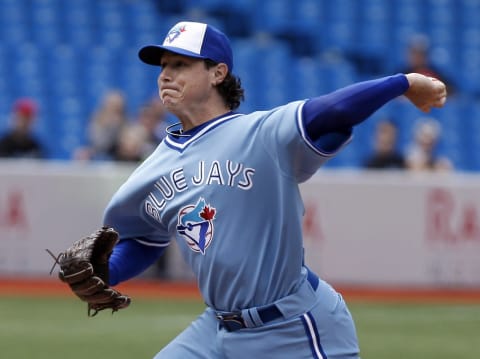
[
  {"x1": 160, "y1": 85, "x2": 177, "y2": 91},
  {"x1": 160, "y1": 87, "x2": 176, "y2": 95},
  {"x1": 160, "y1": 87, "x2": 182, "y2": 104}
]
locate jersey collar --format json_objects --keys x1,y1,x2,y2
[{"x1": 164, "y1": 112, "x2": 242, "y2": 151}]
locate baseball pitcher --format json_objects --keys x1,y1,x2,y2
[{"x1": 53, "y1": 21, "x2": 447, "y2": 358}]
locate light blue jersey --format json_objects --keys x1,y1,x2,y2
[{"x1": 104, "y1": 100, "x2": 349, "y2": 311}]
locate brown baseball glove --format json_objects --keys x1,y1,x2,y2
[{"x1": 47, "y1": 226, "x2": 130, "y2": 316}]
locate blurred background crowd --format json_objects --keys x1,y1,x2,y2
[{"x1": 0, "y1": 0, "x2": 479, "y2": 171}]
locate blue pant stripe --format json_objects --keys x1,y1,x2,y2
[{"x1": 301, "y1": 312, "x2": 327, "y2": 359}]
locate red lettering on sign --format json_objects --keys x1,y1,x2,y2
[
  {"x1": 425, "y1": 188, "x2": 480, "y2": 244},
  {"x1": 426, "y1": 188, "x2": 456, "y2": 242},
  {"x1": 0, "y1": 190, "x2": 28, "y2": 232},
  {"x1": 461, "y1": 204, "x2": 480, "y2": 240}
]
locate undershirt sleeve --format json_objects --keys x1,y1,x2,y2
[
  {"x1": 302, "y1": 74, "x2": 409, "y2": 151},
  {"x1": 108, "y1": 238, "x2": 166, "y2": 286}
]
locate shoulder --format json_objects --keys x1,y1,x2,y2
[{"x1": 240, "y1": 101, "x2": 305, "y2": 128}]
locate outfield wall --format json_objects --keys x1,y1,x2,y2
[
  {"x1": 301, "y1": 171, "x2": 480, "y2": 288},
  {"x1": 1, "y1": 160, "x2": 479, "y2": 288}
]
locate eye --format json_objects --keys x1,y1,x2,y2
[
  {"x1": 160, "y1": 57, "x2": 189, "y2": 70},
  {"x1": 173, "y1": 60, "x2": 186, "y2": 68}
]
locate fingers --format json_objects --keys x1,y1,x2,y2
[
  {"x1": 70, "y1": 276, "x2": 105, "y2": 296},
  {"x1": 87, "y1": 292, "x2": 131, "y2": 316},
  {"x1": 59, "y1": 262, "x2": 94, "y2": 284},
  {"x1": 431, "y1": 82, "x2": 447, "y2": 110},
  {"x1": 433, "y1": 96, "x2": 447, "y2": 108},
  {"x1": 404, "y1": 73, "x2": 448, "y2": 112},
  {"x1": 419, "y1": 98, "x2": 446, "y2": 113}
]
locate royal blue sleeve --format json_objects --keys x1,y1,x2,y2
[
  {"x1": 108, "y1": 238, "x2": 166, "y2": 286},
  {"x1": 303, "y1": 74, "x2": 409, "y2": 141}
]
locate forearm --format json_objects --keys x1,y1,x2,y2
[
  {"x1": 303, "y1": 74, "x2": 409, "y2": 140},
  {"x1": 109, "y1": 238, "x2": 166, "y2": 286}
]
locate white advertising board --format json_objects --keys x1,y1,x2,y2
[
  {"x1": 301, "y1": 171, "x2": 480, "y2": 287},
  {"x1": 0, "y1": 161, "x2": 132, "y2": 275},
  {"x1": 1, "y1": 161, "x2": 479, "y2": 287}
]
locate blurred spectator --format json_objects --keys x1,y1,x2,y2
[
  {"x1": 0, "y1": 98, "x2": 45, "y2": 158},
  {"x1": 135, "y1": 98, "x2": 172, "y2": 158},
  {"x1": 364, "y1": 119, "x2": 406, "y2": 169},
  {"x1": 74, "y1": 90, "x2": 128, "y2": 161},
  {"x1": 399, "y1": 34, "x2": 456, "y2": 94},
  {"x1": 111, "y1": 97, "x2": 175, "y2": 163},
  {"x1": 405, "y1": 118, "x2": 453, "y2": 172},
  {"x1": 112, "y1": 124, "x2": 148, "y2": 163},
  {"x1": 149, "y1": 96, "x2": 177, "y2": 131}
]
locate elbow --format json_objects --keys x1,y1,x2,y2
[{"x1": 327, "y1": 102, "x2": 352, "y2": 122}]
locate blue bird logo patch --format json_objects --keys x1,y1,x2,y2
[
  {"x1": 165, "y1": 24, "x2": 186, "y2": 43},
  {"x1": 177, "y1": 198, "x2": 216, "y2": 255}
]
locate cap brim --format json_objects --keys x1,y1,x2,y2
[{"x1": 138, "y1": 45, "x2": 207, "y2": 66}]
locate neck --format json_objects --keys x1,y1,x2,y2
[{"x1": 175, "y1": 102, "x2": 231, "y2": 132}]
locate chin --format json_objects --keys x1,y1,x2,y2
[
  {"x1": 163, "y1": 102, "x2": 181, "y2": 115},
  {"x1": 161, "y1": 97, "x2": 175, "y2": 107}
]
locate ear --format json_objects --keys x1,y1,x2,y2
[{"x1": 211, "y1": 63, "x2": 228, "y2": 85}]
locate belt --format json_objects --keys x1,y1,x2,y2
[{"x1": 216, "y1": 268, "x2": 319, "y2": 332}]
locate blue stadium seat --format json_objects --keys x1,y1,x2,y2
[
  {"x1": 0, "y1": 0, "x2": 479, "y2": 164},
  {"x1": 462, "y1": 101, "x2": 480, "y2": 171},
  {"x1": 459, "y1": 0, "x2": 480, "y2": 27},
  {"x1": 252, "y1": 0, "x2": 293, "y2": 34},
  {"x1": 255, "y1": 41, "x2": 293, "y2": 106},
  {"x1": 322, "y1": 60, "x2": 357, "y2": 91},
  {"x1": 62, "y1": 2, "x2": 96, "y2": 48},
  {"x1": 232, "y1": 38, "x2": 293, "y2": 110},
  {"x1": 320, "y1": 0, "x2": 359, "y2": 52},
  {"x1": 184, "y1": 0, "x2": 253, "y2": 12},
  {"x1": 128, "y1": 2, "x2": 161, "y2": 41},
  {"x1": 355, "y1": 0, "x2": 392, "y2": 56},
  {"x1": 0, "y1": 1, "x2": 29, "y2": 45},
  {"x1": 425, "y1": 0, "x2": 457, "y2": 27},
  {"x1": 458, "y1": 47, "x2": 480, "y2": 94},
  {"x1": 291, "y1": 58, "x2": 331, "y2": 100},
  {"x1": 291, "y1": 0, "x2": 325, "y2": 35},
  {"x1": 230, "y1": 40, "x2": 260, "y2": 112}
]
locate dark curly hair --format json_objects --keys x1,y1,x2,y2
[{"x1": 205, "y1": 59, "x2": 244, "y2": 110}]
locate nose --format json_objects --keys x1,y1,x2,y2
[
  {"x1": 158, "y1": 71, "x2": 169, "y2": 90},
  {"x1": 159, "y1": 66, "x2": 172, "y2": 83}
]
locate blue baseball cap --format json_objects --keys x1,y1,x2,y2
[{"x1": 138, "y1": 21, "x2": 234, "y2": 72}]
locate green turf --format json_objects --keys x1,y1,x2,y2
[
  {"x1": 352, "y1": 302, "x2": 480, "y2": 359},
  {"x1": 0, "y1": 296, "x2": 205, "y2": 359},
  {"x1": 0, "y1": 296, "x2": 479, "y2": 359}
]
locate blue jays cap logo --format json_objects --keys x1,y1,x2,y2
[
  {"x1": 165, "y1": 24, "x2": 187, "y2": 44},
  {"x1": 177, "y1": 198, "x2": 216, "y2": 255}
]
